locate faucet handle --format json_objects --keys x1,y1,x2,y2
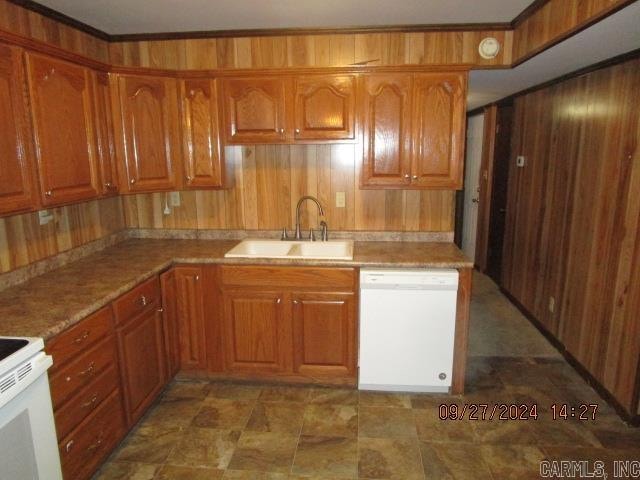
[
  {"x1": 309, "y1": 228, "x2": 316, "y2": 242},
  {"x1": 281, "y1": 228, "x2": 289, "y2": 240}
]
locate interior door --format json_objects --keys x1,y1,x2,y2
[
  {"x1": 221, "y1": 77, "x2": 288, "y2": 144},
  {"x1": 293, "y1": 74, "x2": 356, "y2": 141},
  {"x1": 0, "y1": 44, "x2": 38, "y2": 216},
  {"x1": 461, "y1": 113, "x2": 485, "y2": 262},
  {"x1": 360, "y1": 73, "x2": 413, "y2": 187},
  {"x1": 26, "y1": 53, "x2": 100, "y2": 206}
]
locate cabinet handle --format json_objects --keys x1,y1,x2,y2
[
  {"x1": 279, "y1": 128, "x2": 285, "y2": 134},
  {"x1": 186, "y1": 176, "x2": 193, "y2": 183},
  {"x1": 130, "y1": 179, "x2": 136, "y2": 185},
  {"x1": 412, "y1": 175, "x2": 418, "y2": 180},
  {"x1": 104, "y1": 182, "x2": 112, "y2": 189},
  {"x1": 404, "y1": 174, "x2": 410, "y2": 179},
  {"x1": 73, "y1": 331, "x2": 90, "y2": 344},
  {"x1": 45, "y1": 190, "x2": 53, "y2": 197},
  {"x1": 295, "y1": 128, "x2": 300, "y2": 134},
  {"x1": 79, "y1": 362, "x2": 95, "y2": 378},
  {"x1": 138, "y1": 295, "x2": 148, "y2": 307},
  {"x1": 65, "y1": 440, "x2": 75, "y2": 453},
  {"x1": 276, "y1": 298, "x2": 281, "y2": 304},
  {"x1": 195, "y1": 275, "x2": 200, "y2": 281},
  {"x1": 157, "y1": 307, "x2": 164, "y2": 313},
  {"x1": 86, "y1": 436, "x2": 104, "y2": 452},
  {"x1": 293, "y1": 300, "x2": 299, "y2": 305},
  {"x1": 81, "y1": 394, "x2": 99, "y2": 409}
]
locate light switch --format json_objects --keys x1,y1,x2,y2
[
  {"x1": 335, "y1": 192, "x2": 346, "y2": 208},
  {"x1": 169, "y1": 191, "x2": 181, "y2": 207},
  {"x1": 38, "y1": 210, "x2": 54, "y2": 225},
  {"x1": 516, "y1": 155, "x2": 526, "y2": 167}
]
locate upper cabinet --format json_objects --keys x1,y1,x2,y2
[
  {"x1": 0, "y1": 44, "x2": 38, "y2": 216},
  {"x1": 92, "y1": 72, "x2": 119, "y2": 196},
  {"x1": 114, "y1": 74, "x2": 181, "y2": 192},
  {"x1": 221, "y1": 77, "x2": 288, "y2": 144},
  {"x1": 361, "y1": 71, "x2": 466, "y2": 189},
  {"x1": 179, "y1": 79, "x2": 230, "y2": 188},
  {"x1": 293, "y1": 75, "x2": 356, "y2": 141},
  {"x1": 25, "y1": 53, "x2": 100, "y2": 206},
  {"x1": 411, "y1": 73, "x2": 465, "y2": 189}
]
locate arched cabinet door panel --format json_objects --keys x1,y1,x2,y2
[
  {"x1": 221, "y1": 77, "x2": 288, "y2": 144},
  {"x1": 360, "y1": 74, "x2": 413, "y2": 187},
  {"x1": 411, "y1": 73, "x2": 466, "y2": 189},
  {"x1": 115, "y1": 74, "x2": 180, "y2": 192},
  {"x1": 26, "y1": 52, "x2": 100, "y2": 206},
  {"x1": 92, "y1": 71, "x2": 119, "y2": 196},
  {"x1": 0, "y1": 44, "x2": 38, "y2": 216},
  {"x1": 293, "y1": 75, "x2": 356, "y2": 141}
]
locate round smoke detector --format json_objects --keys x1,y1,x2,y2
[{"x1": 478, "y1": 37, "x2": 501, "y2": 59}]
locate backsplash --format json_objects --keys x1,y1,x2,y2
[
  {"x1": 123, "y1": 145, "x2": 456, "y2": 233},
  {"x1": 0, "y1": 197, "x2": 125, "y2": 274}
]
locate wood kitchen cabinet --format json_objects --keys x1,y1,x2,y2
[
  {"x1": 293, "y1": 74, "x2": 356, "y2": 141},
  {"x1": 92, "y1": 71, "x2": 119, "y2": 196},
  {"x1": 160, "y1": 269, "x2": 181, "y2": 379},
  {"x1": 179, "y1": 78, "x2": 231, "y2": 188},
  {"x1": 292, "y1": 292, "x2": 357, "y2": 378},
  {"x1": 114, "y1": 74, "x2": 181, "y2": 192},
  {"x1": 0, "y1": 43, "x2": 39, "y2": 216},
  {"x1": 173, "y1": 266, "x2": 208, "y2": 371},
  {"x1": 360, "y1": 73, "x2": 413, "y2": 187},
  {"x1": 361, "y1": 71, "x2": 466, "y2": 189},
  {"x1": 25, "y1": 52, "x2": 100, "y2": 206},
  {"x1": 221, "y1": 76, "x2": 288, "y2": 144}
]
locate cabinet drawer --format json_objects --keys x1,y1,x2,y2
[
  {"x1": 59, "y1": 388, "x2": 126, "y2": 480},
  {"x1": 54, "y1": 364, "x2": 120, "y2": 440},
  {"x1": 46, "y1": 306, "x2": 114, "y2": 373},
  {"x1": 220, "y1": 266, "x2": 356, "y2": 290},
  {"x1": 50, "y1": 335, "x2": 117, "y2": 410},
  {"x1": 113, "y1": 276, "x2": 161, "y2": 324}
]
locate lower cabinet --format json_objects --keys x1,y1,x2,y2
[{"x1": 160, "y1": 268, "x2": 181, "y2": 378}]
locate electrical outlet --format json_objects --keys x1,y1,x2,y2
[
  {"x1": 169, "y1": 191, "x2": 181, "y2": 207},
  {"x1": 549, "y1": 296, "x2": 555, "y2": 314},
  {"x1": 335, "y1": 192, "x2": 346, "y2": 208},
  {"x1": 516, "y1": 155, "x2": 526, "y2": 167},
  {"x1": 38, "y1": 210, "x2": 54, "y2": 226}
]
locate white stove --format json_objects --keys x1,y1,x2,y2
[{"x1": 0, "y1": 336, "x2": 62, "y2": 479}]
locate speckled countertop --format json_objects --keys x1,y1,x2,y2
[{"x1": 0, "y1": 239, "x2": 471, "y2": 340}]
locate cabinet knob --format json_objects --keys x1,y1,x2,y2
[
  {"x1": 130, "y1": 179, "x2": 136, "y2": 185},
  {"x1": 279, "y1": 128, "x2": 285, "y2": 134},
  {"x1": 195, "y1": 275, "x2": 200, "y2": 281},
  {"x1": 186, "y1": 176, "x2": 193, "y2": 183},
  {"x1": 138, "y1": 295, "x2": 147, "y2": 307},
  {"x1": 293, "y1": 300, "x2": 299, "y2": 305},
  {"x1": 104, "y1": 182, "x2": 112, "y2": 189},
  {"x1": 404, "y1": 174, "x2": 410, "y2": 180},
  {"x1": 157, "y1": 307, "x2": 164, "y2": 313},
  {"x1": 276, "y1": 298, "x2": 281, "y2": 304},
  {"x1": 295, "y1": 128, "x2": 300, "y2": 134},
  {"x1": 412, "y1": 175, "x2": 418, "y2": 180},
  {"x1": 45, "y1": 190, "x2": 53, "y2": 197}
]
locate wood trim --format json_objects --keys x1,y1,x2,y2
[
  {"x1": 510, "y1": 0, "x2": 549, "y2": 28},
  {"x1": 511, "y1": 0, "x2": 638, "y2": 67},
  {"x1": 451, "y1": 267, "x2": 472, "y2": 394},
  {"x1": 5, "y1": 0, "x2": 111, "y2": 41},
  {"x1": 500, "y1": 287, "x2": 639, "y2": 426}
]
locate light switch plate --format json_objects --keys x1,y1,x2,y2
[
  {"x1": 38, "y1": 210, "x2": 54, "y2": 226},
  {"x1": 169, "y1": 191, "x2": 181, "y2": 207},
  {"x1": 336, "y1": 192, "x2": 346, "y2": 208},
  {"x1": 516, "y1": 155, "x2": 526, "y2": 167}
]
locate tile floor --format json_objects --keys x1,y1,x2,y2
[{"x1": 95, "y1": 274, "x2": 640, "y2": 479}]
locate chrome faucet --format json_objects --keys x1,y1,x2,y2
[{"x1": 294, "y1": 196, "x2": 325, "y2": 240}]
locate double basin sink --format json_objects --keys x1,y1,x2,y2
[{"x1": 224, "y1": 239, "x2": 354, "y2": 260}]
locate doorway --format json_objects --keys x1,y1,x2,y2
[{"x1": 460, "y1": 113, "x2": 485, "y2": 261}]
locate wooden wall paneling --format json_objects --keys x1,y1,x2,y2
[{"x1": 0, "y1": 42, "x2": 39, "y2": 216}]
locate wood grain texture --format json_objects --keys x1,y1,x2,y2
[
  {"x1": 451, "y1": 266, "x2": 472, "y2": 395},
  {"x1": 121, "y1": 145, "x2": 455, "y2": 232},
  {"x1": 0, "y1": 196, "x2": 125, "y2": 274},
  {"x1": 512, "y1": 0, "x2": 635, "y2": 65},
  {"x1": 501, "y1": 57, "x2": 640, "y2": 415}
]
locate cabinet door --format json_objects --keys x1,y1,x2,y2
[
  {"x1": 26, "y1": 53, "x2": 100, "y2": 206},
  {"x1": 0, "y1": 44, "x2": 38, "y2": 216},
  {"x1": 222, "y1": 290, "x2": 291, "y2": 373},
  {"x1": 360, "y1": 74, "x2": 413, "y2": 187},
  {"x1": 411, "y1": 73, "x2": 466, "y2": 189},
  {"x1": 291, "y1": 292, "x2": 356, "y2": 378},
  {"x1": 174, "y1": 266, "x2": 208, "y2": 371},
  {"x1": 160, "y1": 269, "x2": 180, "y2": 379},
  {"x1": 116, "y1": 74, "x2": 180, "y2": 192},
  {"x1": 221, "y1": 77, "x2": 288, "y2": 144},
  {"x1": 293, "y1": 75, "x2": 356, "y2": 141},
  {"x1": 179, "y1": 79, "x2": 226, "y2": 188},
  {"x1": 117, "y1": 307, "x2": 166, "y2": 426},
  {"x1": 92, "y1": 71, "x2": 119, "y2": 196}
]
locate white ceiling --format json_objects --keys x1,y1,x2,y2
[
  {"x1": 36, "y1": 0, "x2": 533, "y2": 34},
  {"x1": 467, "y1": 1, "x2": 640, "y2": 110}
]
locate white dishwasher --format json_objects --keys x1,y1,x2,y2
[{"x1": 359, "y1": 269, "x2": 459, "y2": 393}]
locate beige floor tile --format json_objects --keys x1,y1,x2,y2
[
  {"x1": 302, "y1": 404, "x2": 358, "y2": 437},
  {"x1": 292, "y1": 435, "x2": 358, "y2": 478},
  {"x1": 258, "y1": 385, "x2": 311, "y2": 403},
  {"x1": 419, "y1": 441, "x2": 493, "y2": 480},
  {"x1": 359, "y1": 406, "x2": 417, "y2": 438},
  {"x1": 359, "y1": 391, "x2": 412, "y2": 408},
  {"x1": 223, "y1": 471, "x2": 288, "y2": 479},
  {"x1": 139, "y1": 396, "x2": 203, "y2": 429},
  {"x1": 413, "y1": 407, "x2": 476, "y2": 443},
  {"x1": 308, "y1": 387, "x2": 359, "y2": 405},
  {"x1": 163, "y1": 380, "x2": 210, "y2": 399},
  {"x1": 93, "y1": 462, "x2": 160, "y2": 480},
  {"x1": 192, "y1": 397, "x2": 255, "y2": 430},
  {"x1": 358, "y1": 437, "x2": 425, "y2": 480},
  {"x1": 479, "y1": 444, "x2": 545, "y2": 478},
  {"x1": 166, "y1": 428, "x2": 240, "y2": 469},
  {"x1": 208, "y1": 382, "x2": 263, "y2": 400},
  {"x1": 114, "y1": 425, "x2": 182, "y2": 464},
  {"x1": 227, "y1": 431, "x2": 299, "y2": 473},
  {"x1": 156, "y1": 464, "x2": 225, "y2": 479},
  {"x1": 245, "y1": 401, "x2": 306, "y2": 434}
]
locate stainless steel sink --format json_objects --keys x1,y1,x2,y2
[{"x1": 224, "y1": 239, "x2": 354, "y2": 260}]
